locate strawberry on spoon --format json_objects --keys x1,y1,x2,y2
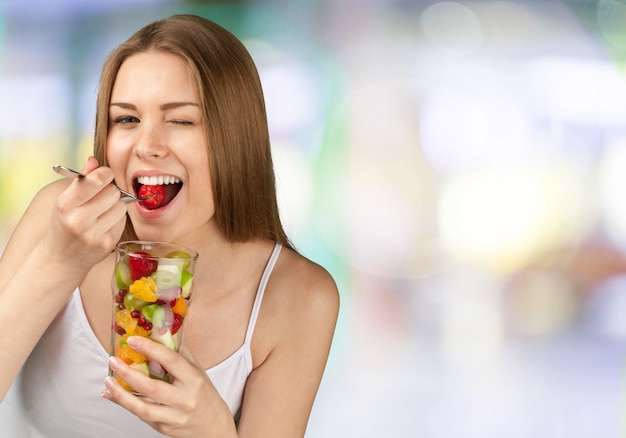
[{"x1": 138, "y1": 185, "x2": 166, "y2": 210}]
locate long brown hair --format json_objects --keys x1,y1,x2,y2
[{"x1": 94, "y1": 14, "x2": 292, "y2": 249}]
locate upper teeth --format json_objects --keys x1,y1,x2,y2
[{"x1": 137, "y1": 175, "x2": 181, "y2": 186}]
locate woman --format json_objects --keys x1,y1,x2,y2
[{"x1": 0, "y1": 14, "x2": 339, "y2": 437}]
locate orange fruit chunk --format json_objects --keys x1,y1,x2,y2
[
  {"x1": 115, "y1": 362, "x2": 150, "y2": 393},
  {"x1": 129, "y1": 277, "x2": 158, "y2": 302},
  {"x1": 116, "y1": 341, "x2": 148, "y2": 365},
  {"x1": 171, "y1": 297, "x2": 188, "y2": 316},
  {"x1": 115, "y1": 309, "x2": 138, "y2": 335},
  {"x1": 133, "y1": 324, "x2": 152, "y2": 338},
  {"x1": 116, "y1": 376, "x2": 134, "y2": 392}
]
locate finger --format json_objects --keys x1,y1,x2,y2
[
  {"x1": 107, "y1": 357, "x2": 190, "y2": 429},
  {"x1": 81, "y1": 156, "x2": 100, "y2": 175},
  {"x1": 126, "y1": 336, "x2": 192, "y2": 379},
  {"x1": 115, "y1": 338, "x2": 188, "y2": 402},
  {"x1": 96, "y1": 200, "x2": 128, "y2": 234},
  {"x1": 79, "y1": 166, "x2": 116, "y2": 194},
  {"x1": 80, "y1": 184, "x2": 122, "y2": 218},
  {"x1": 61, "y1": 167, "x2": 116, "y2": 208},
  {"x1": 123, "y1": 336, "x2": 209, "y2": 406},
  {"x1": 59, "y1": 185, "x2": 121, "y2": 235},
  {"x1": 81, "y1": 199, "x2": 127, "y2": 250},
  {"x1": 102, "y1": 374, "x2": 176, "y2": 426},
  {"x1": 107, "y1": 356, "x2": 174, "y2": 403}
]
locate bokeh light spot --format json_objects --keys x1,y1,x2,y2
[{"x1": 420, "y1": 1, "x2": 483, "y2": 54}]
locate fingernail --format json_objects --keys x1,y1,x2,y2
[
  {"x1": 101, "y1": 389, "x2": 112, "y2": 400},
  {"x1": 109, "y1": 356, "x2": 121, "y2": 370},
  {"x1": 127, "y1": 336, "x2": 141, "y2": 348},
  {"x1": 104, "y1": 376, "x2": 117, "y2": 390}
]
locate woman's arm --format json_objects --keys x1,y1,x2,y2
[
  {"x1": 0, "y1": 159, "x2": 127, "y2": 401},
  {"x1": 236, "y1": 257, "x2": 340, "y2": 437}
]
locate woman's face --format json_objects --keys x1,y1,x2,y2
[{"x1": 107, "y1": 50, "x2": 216, "y2": 244}]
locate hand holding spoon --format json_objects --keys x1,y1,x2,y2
[{"x1": 52, "y1": 165, "x2": 152, "y2": 203}]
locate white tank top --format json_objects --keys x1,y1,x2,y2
[{"x1": 0, "y1": 243, "x2": 282, "y2": 437}]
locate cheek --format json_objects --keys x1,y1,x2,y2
[
  {"x1": 191, "y1": 170, "x2": 213, "y2": 205},
  {"x1": 187, "y1": 160, "x2": 214, "y2": 210},
  {"x1": 106, "y1": 140, "x2": 127, "y2": 179}
]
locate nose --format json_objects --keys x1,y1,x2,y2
[{"x1": 134, "y1": 121, "x2": 168, "y2": 159}]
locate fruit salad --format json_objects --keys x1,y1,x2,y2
[{"x1": 110, "y1": 243, "x2": 197, "y2": 392}]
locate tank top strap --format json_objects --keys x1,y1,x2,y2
[{"x1": 244, "y1": 243, "x2": 282, "y2": 347}]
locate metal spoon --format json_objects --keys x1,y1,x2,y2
[{"x1": 52, "y1": 164, "x2": 152, "y2": 203}]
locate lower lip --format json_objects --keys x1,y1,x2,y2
[{"x1": 135, "y1": 196, "x2": 177, "y2": 218}]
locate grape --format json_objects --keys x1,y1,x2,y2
[{"x1": 123, "y1": 292, "x2": 149, "y2": 311}]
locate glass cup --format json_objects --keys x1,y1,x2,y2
[{"x1": 109, "y1": 241, "x2": 198, "y2": 392}]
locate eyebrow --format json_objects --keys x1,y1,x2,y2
[{"x1": 110, "y1": 102, "x2": 199, "y2": 110}]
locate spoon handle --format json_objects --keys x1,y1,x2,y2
[
  {"x1": 52, "y1": 164, "x2": 84, "y2": 179},
  {"x1": 52, "y1": 165, "x2": 144, "y2": 203}
]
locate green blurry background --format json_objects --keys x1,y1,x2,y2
[{"x1": 3, "y1": 0, "x2": 626, "y2": 436}]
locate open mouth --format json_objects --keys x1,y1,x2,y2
[{"x1": 134, "y1": 175, "x2": 183, "y2": 210}]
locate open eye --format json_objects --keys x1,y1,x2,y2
[{"x1": 113, "y1": 116, "x2": 140, "y2": 124}]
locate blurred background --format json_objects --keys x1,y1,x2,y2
[{"x1": 2, "y1": 0, "x2": 626, "y2": 436}]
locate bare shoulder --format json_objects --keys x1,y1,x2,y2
[
  {"x1": 273, "y1": 247, "x2": 339, "y2": 317},
  {"x1": 257, "y1": 246, "x2": 339, "y2": 354}
]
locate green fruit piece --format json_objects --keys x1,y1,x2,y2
[
  {"x1": 150, "y1": 329, "x2": 179, "y2": 351},
  {"x1": 156, "y1": 263, "x2": 182, "y2": 276},
  {"x1": 141, "y1": 304, "x2": 156, "y2": 321},
  {"x1": 165, "y1": 250, "x2": 192, "y2": 270},
  {"x1": 123, "y1": 292, "x2": 149, "y2": 311},
  {"x1": 129, "y1": 361, "x2": 150, "y2": 377},
  {"x1": 181, "y1": 270, "x2": 194, "y2": 299},
  {"x1": 142, "y1": 304, "x2": 165, "y2": 326},
  {"x1": 151, "y1": 269, "x2": 180, "y2": 291},
  {"x1": 115, "y1": 261, "x2": 131, "y2": 289}
]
